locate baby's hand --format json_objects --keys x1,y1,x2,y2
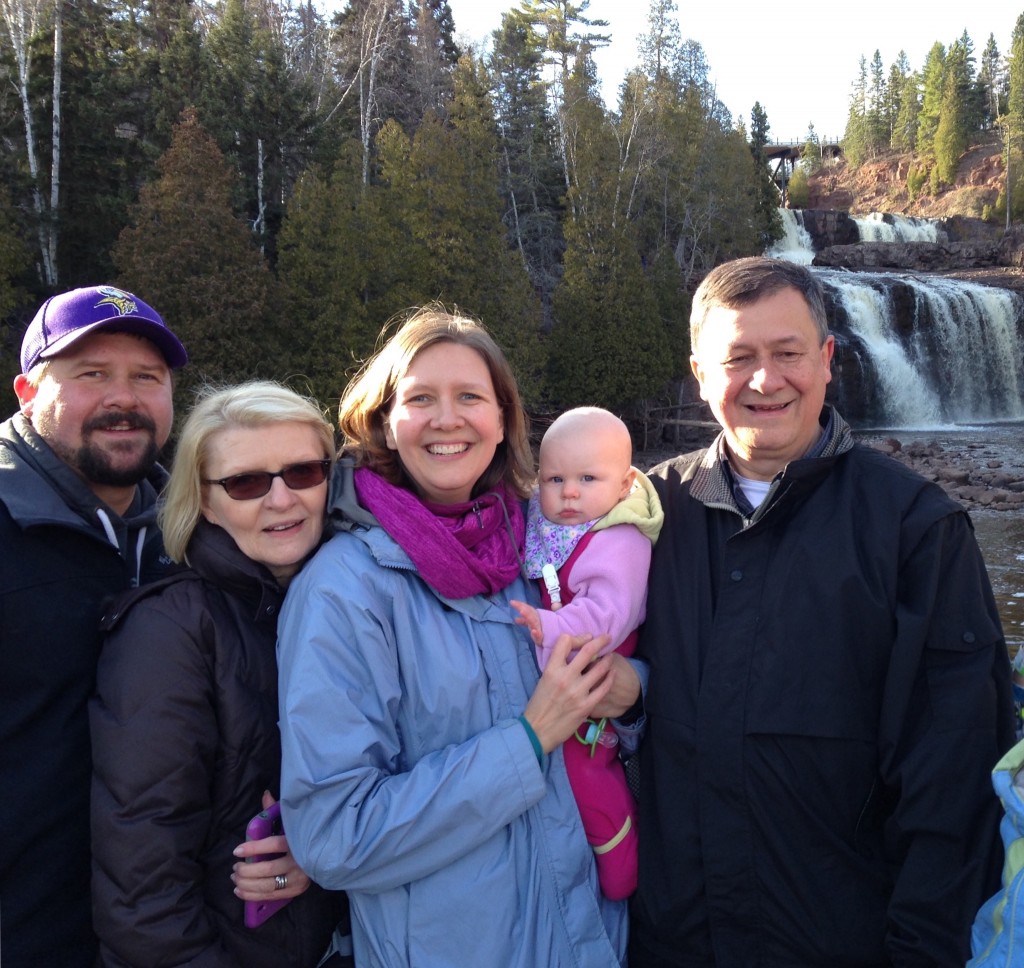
[{"x1": 511, "y1": 600, "x2": 544, "y2": 647}]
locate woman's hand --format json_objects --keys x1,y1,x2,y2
[
  {"x1": 522, "y1": 634, "x2": 614, "y2": 754},
  {"x1": 588, "y1": 653, "x2": 642, "y2": 720},
  {"x1": 231, "y1": 793, "x2": 311, "y2": 901}
]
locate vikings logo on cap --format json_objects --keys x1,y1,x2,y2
[{"x1": 94, "y1": 287, "x2": 141, "y2": 318}]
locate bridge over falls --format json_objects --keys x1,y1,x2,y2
[{"x1": 763, "y1": 140, "x2": 842, "y2": 202}]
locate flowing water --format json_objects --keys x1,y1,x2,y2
[
  {"x1": 851, "y1": 212, "x2": 947, "y2": 243},
  {"x1": 823, "y1": 270, "x2": 1024, "y2": 427},
  {"x1": 767, "y1": 210, "x2": 815, "y2": 264}
]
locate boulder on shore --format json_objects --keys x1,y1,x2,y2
[{"x1": 862, "y1": 436, "x2": 1024, "y2": 512}]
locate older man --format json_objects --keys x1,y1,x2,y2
[
  {"x1": 0, "y1": 286, "x2": 187, "y2": 967},
  {"x1": 630, "y1": 257, "x2": 1014, "y2": 967}
]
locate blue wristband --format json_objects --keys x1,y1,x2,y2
[{"x1": 518, "y1": 715, "x2": 543, "y2": 764}]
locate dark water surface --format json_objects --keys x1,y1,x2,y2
[{"x1": 971, "y1": 512, "x2": 1024, "y2": 650}]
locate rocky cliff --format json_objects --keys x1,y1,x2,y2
[
  {"x1": 805, "y1": 137, "x2": 1006, "y2": 219},
  {"x1": 795, "y1": 147, "x2": 1024, "y2": 288}
]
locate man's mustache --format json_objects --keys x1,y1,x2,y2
[{"x1": 83, "y1": 412, "x2": 157, "y2": 435}]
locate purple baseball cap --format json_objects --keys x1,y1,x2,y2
[{"x1": 20, "y1": 285, "x2": 188, "y2": 373}]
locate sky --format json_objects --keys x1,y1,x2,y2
[{"x1": 446, "y1": 0, "x2": 1015, "y2": 144}]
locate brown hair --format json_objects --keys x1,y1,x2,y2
[
  {"x1": 338, "y1": 306, "x2": 534, "y2": 499},
  {"x1": 690, "y1": 257, "x2": 830, "y2": 353}
]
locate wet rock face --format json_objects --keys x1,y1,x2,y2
[
  {"x1": 867, "y1": 437, "x2": 1024, "y2": 512},
  {"x1": 1000, "y1": 227, "x2": 1024, "y2": 269},
  {"x1": 791, "y1": 210, "x2": 861, "y2": 248},
  {"x1": 787, "y1": 209, "x2": 1023, "y2": 277},
  {"x1": 813, "y1": 240, "x2": 1002, "y2": 271}
]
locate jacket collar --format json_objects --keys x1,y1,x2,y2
[
  {"x1": 0, "y1": 414, "x2": 165, "y2": 534},
  {"x1": 690, "y1": 406, "x2": 855, "y2": 518},
  {"x1": 186, "y1": 519, "x2": 288, "y2": 621}
]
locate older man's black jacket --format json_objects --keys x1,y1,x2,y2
[{"x1": 630, "y1": 410, "x2": 1014, "y2": 968}]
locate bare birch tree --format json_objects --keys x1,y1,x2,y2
[
  {"x1": 355, "y1": 0, "x2": 398, "y2": 187},
  {"x1": 0, "y1": 0, "x2": 60, "y2": 286}
]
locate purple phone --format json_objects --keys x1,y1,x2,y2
[{"x1": 243, "y1": 801, "x2": 293, "y2": 928}]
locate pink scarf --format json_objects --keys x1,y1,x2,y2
[{"x1": 354, "y1": 467, "x2": 525, "y2": 599}]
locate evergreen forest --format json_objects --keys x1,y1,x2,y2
[
  {"x1": 831, "y1": 13, "x2": 1024, "y2": 217},
  {"x1": 0, "y1": 0, "x2": 1021, "y2": 426}
]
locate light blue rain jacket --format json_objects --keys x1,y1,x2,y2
[
  {"x1": 277, "y1": 513, "x2": 627, "y2": 968},
  {"x1": 969, "y1": 739, "x2": 1024, "y2": 967}
]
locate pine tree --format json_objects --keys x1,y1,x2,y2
[
  {"x1": 546, "y1": 55, "x2": 672, "y2": 414},
  {"x1": 49, "y1": 0, "x2": 175, "y2": 285},
  {"x1": 333, "y1": 0, "x2": 414, "y2": 186},
  {"x1": 201, "y1": 0, "x2": 319, "y2": 259},
  {"x1": 112, "y1": 107, "x2": 275, "y2": 397},
  {"x1": 1010, "y1": 14, "x2": 1024, "y2": 132},
  {"x1": 954, "y1": 30, "x2": 983, "y2": 134},
  {"x1": 0, "y1": 0, "x2": 60, "y2": 285},
  {"x1": 518, "y1": 0, "x2": 610, "y2": 82},
  {"x1": 884, "y1": 52, "x2": 911, "y2": 147},
  {"x1": 143, "y1": 0, "x2": 210, "y2": 145},
  {"x1": 549, "y1": 213, "x2": 669, "y2": 413},
  {"x1": 748, "y1": 101, "x2": 781, "y2": 248},
  {"x1": 366, "y1": 58, "x2": 544, "y2": 399},
  {"x1": 275, "y1": 143, "x2": 379, "y2": 407},
  {"x1": 866, "y1": 49, "x2": 887, "y2": 153},
  {"x1": 800, "y1": 122, "x2": 821, "y2": 173},
  {"x1": 787, "y1": 165, "x2": 810, "y2": 208},
  {"x1": 488, "y1": 8, "x2": 565, "y2": 328},
  {"x1": 842, "y1": 55, "x2": 870, "y2": 166},
  {"x1": 934, "y1": 35, "x2": 972, "y2": 185},
  {"x1": 1006, "y1": 13, "x2": 1024, "y2": 223},
  {"x1": 406, "y1": 0, "x2": 459, "y2": 121},
  {"x1": 637, "y1": 0, "x2": 681, "y2": 83},
  {"x1": 978, "y1": 34, "x2": 1004, "y2": 128},
  {"x1": 917, "y1": 41, "x2": 947, "y2": 157},
  {"x1": 893, "y1": 68, "x2": 921, "y2": 152},
  {"x1": 0, "y1": 187, "x2": 31, "y2": 411},
  {"x1": 442, "y1": 54, "x2": 542, "y2": 392}
]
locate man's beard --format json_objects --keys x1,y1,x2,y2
[{"x1": 61, "y1": 412, "x2": 161, "y2": 487}]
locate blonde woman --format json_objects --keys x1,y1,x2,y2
[{"x1": 90, "y1": 382, "x2": 347, "y2": 968}]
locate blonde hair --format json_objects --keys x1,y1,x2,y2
[
  {"x1": 338, "y1": 306, "x2": 534, "y2": 499},
  {"x1": 159, "y1": 381, "x2": 335, "y2": 562}
]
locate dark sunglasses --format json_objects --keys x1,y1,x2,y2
[{"x1": 203, "y1": 460, "x2": 331, "y2": 501}]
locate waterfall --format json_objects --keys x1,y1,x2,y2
[
  {"x1": 852, "y1": 212, "x2": 947, "y2": 243},
  {"x1": 767, "y1": 210, "x2": 815, "y2": 264},
  {"x1": 766, "y1": 209, "x2": 950, "y2": 255},
  {"x1": 820, "y1": 269, "x2": 1024, "y2": 428}
]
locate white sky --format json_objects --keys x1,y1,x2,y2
[{"x1": 447, "y1": 0, "x2": 1015, "y2": 143}]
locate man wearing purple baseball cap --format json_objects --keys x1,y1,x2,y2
[{"x1": 0, "y1": 286, "x2": 187, "y2": 967}]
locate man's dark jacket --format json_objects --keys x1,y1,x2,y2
[
  {"x1": 630, "y1": 410, "x2": 1015, "y2": 968},
  {"x1": 0, "y1": 414, "x2": 170, "y2": 968}
]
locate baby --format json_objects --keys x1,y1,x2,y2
[{"x1": 512, "y1": 407, "x2": 662, "y2": 900}]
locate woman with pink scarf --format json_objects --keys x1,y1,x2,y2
[{"x1": 276, "y1": 307, "x2": 641, "y2": 967}]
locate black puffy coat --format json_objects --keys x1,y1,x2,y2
[
  {"x1": 0, "y1": 414, "x2": 170, "y2": 968},
  {"x1": 90, "y1": 520, "x2": 344, "y2": 968},
  {"x1": 630, "y1": 414, "x2": 1015, "y2": 968}
]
